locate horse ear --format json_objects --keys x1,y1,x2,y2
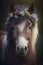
[
  {"x1": 28, "y1": 3, "x2": 34, "y2": 14},
  {"x1": 10, "y1": 3, "x2": 16, "y2": 12}
]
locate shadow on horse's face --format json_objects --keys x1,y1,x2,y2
[{"x1": 12, "y1": 18, "x2": 32, "y2": 55}]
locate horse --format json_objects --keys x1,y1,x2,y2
[{"x1": 0, "y1": 3, "x2": 38, "y2": 65}]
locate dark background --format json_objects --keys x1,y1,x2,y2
[{"x1": 0, "y1": 0, "x2": 43, "y2": 65}]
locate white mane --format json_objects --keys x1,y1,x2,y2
[{"x1": 32, "y1": 22, "x2": 38, "y2": 51}]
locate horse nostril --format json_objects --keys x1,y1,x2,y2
[
  {"x1": 17, "y1": 46, "x2": 20, "y2": 51},
  {"x1": 25, "y1": 46, "x2": 27, "y2": 51}
]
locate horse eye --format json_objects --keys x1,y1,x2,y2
[
  {"x1": 29, "y1": 26, "x2": 32, "y2": 29},
  {"x1": 27, "y1": 22, "x2": 32, "y2": 30},
  {"x1": 27, "y1": 23, "x2": 32, "y2": 30},
  {"x1": 27, "y1": 22, "x2": 30, "y2": 26}
]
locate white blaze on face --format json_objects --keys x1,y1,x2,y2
[
  {"x1": 18, "y1": 21, "x2": 26, "y2": 32},
  {"x1": 16, "y1": 36, "x2": 28, "y2": 49}
]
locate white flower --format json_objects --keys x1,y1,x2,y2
[
  {"x1": 31, "y1": 14, "x2": 38, "y2": 21},
  {"x1": 15, "y1": 15, "x2": 18, "y2": 18},
  {"x1": 9, "y1": 13, "x2": 13, "y2": 17}
]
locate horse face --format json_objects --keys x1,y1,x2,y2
[
  {"x1": 6, "y1": 3, "x2": 38, "y2": 56},
  {"x1": 13, "y1": 18, "x2": 32, "y2": 55}
]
